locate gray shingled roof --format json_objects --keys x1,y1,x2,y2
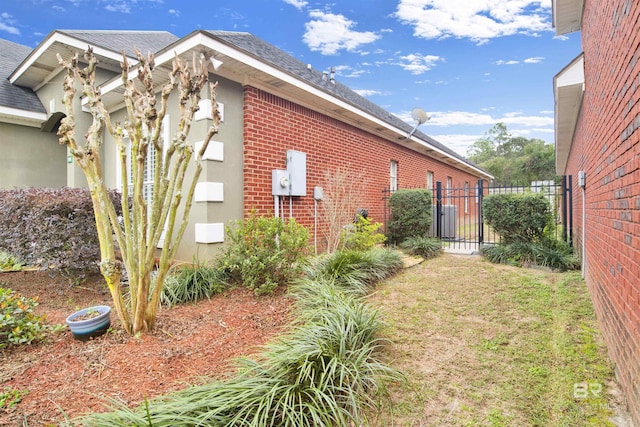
[
  {"x1": 0, "y1": 39, "x2": 46, "y2": 113},
  {"x1": 58, "y1": 30, "x2": 179, "y2": 58},
  {"x1": 204, "y1": 30, "x2": 473, "y2": 165}
]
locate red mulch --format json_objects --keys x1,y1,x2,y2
[{"x1": 0, "y1": 270, "x2": 292, "y2": 426}]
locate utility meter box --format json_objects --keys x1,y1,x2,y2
[
  {"x1": 272, "y1": 170, "x2": 291, "y2": 196},
  {"x1": 287, "y1": 150, "x2": 307, "y2": 196}
]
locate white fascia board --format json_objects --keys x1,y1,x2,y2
[
  {"x1": 96, "y1": 31, "x2": 483, "y2": 176},
  {"x1": 0, "y1": 106, "x2": 48, "y2": 127},
  {"x1": 10, "y1": 32, "x2": 135, "y2": 85}
]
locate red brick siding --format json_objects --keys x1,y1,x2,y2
[
  {"x1": 564, "y1": 0, "x2": 640, "y2": 422},
  {"x1": 242, "y1": 86, "x2": 481, "y2": 248}
]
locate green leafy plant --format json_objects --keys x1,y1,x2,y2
[
  {"x1": 0, "y1": 251, "x2": 25, "y2": 272},
  {"x1": 161, "y1": 260, "x2": 227, "y2": 307},
  {"x1": 340, "y1": 215, "x2": 387, "y2": 251},
  {"x1": 387, "y1": 189, "x2": 432, "y2": 244},
  {"x1": 0, "y1": 286, "x2": 60, "y2": 348},
  {"x1": 483, "y1": 192, "x2": 552, "y2": 244},
  {"x1": 0, "y1": 387, "x2": 28, "y2": 410},
  {"x1": 222, "y1": 212, "x2": 310, "y2": 295},
  {"x1": 399, "y1": 236, "x2": 443, "y2": 260}
]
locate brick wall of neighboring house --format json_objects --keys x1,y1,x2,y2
[
  {"x1": 565, "y1": 0, "x2": 640, "y2": 421},
  {"x1": 242, "y1": 86, "x2": 481, "y2": 250}
]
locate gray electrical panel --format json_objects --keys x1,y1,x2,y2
[
  {"x1": 272, "y1": 170, "x2": 290, "y2": 196},
  {"x1": 286, "y1": 150, "x2": 307, "y2": 196}
]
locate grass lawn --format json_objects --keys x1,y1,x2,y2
[{"x1": 370, "y1": 253, "x2": 623, "y2": 427}]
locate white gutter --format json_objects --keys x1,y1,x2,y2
[{"x1": 0, "y1": 106, "x2": 48, "y2": 127}]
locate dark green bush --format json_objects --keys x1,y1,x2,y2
[
  {"x1": 0, "y1": 187, "x2": 123, "y2": 275},
  {"x1": 221, "y1": 212, "x2": 310, "y2": 295},
  {"x1": 387, "y1": 189, "x2": 432, "y2": 244},
  {"x1": 400, "y1": 236, "x2": 443, "y2": 260},
  {"x1": 483, "y1": 192, "x2": 552, "y2": 244}
]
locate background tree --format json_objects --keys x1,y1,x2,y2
[
  {"x1": 467, "y1": 123, "x2": 556, "y2": 185},
  {"x1": 57, "y1": 48, "x2": 220, "y2": 334}
]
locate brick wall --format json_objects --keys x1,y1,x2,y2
[
  {"x1": 564, "y1": 0, "x2": 640, "y2": 422},
  {"x1": 243, "y1": 86, "x2": 481, "y2": 250}
]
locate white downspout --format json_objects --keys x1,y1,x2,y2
[{"x1": 582, "y1": 186, "x2": 586, "y2": 279}]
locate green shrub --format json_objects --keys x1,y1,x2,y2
[
  {"x1": 399, "y1": 236, "x2": 443, "y2": 260},
  {"x1": 0, "y1": 286, "x2": 59, "y2": 348},
  {"x1": 161, "y1": 260, "x2": 227, "y2": 307},
  {"x1": 387, "y1": 189, "x2": 432, "y2": 244},
  {"x1": 221, "y1": 212, "x2": 310, "y2": 295},
  {"x1": 340, "y1": 215, "x2": 387, "y2": 251},
  {"x1": 0, "y1": 251, "x2": 25, "y2": 272},
  {"x1": 483, "y1": 192, "x2": 552, "y2": 244}
]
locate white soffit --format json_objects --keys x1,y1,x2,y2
[
  {"x1": 9, "y1": 32, "x2": 128, "y2": 88},
  {"x1": 552, "y1": 0, "x2": 584, "y2": 35},
  {"x1": 554, "y1": 54, "x2": 584, "y2": 174}
]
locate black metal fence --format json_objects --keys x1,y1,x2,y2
[{"x1": 383, "y1": 177, "x2": 573, "y2": 252}]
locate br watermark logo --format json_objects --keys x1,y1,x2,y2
[
  {"x1": 573, "y1": 382, "x2": 617, "y2": 411},
  {"x1": 573, "y1": 382, "x2": 602, "y2": 399}
]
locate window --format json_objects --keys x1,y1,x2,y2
[
  {"x1": 116, "y1": 116, "x2": 169, "y2": 206},
  {"x1": 390, "y1": 160, "x2": 398, "y2": 192},
  {"x1": 427, "y1": 171, "x2": 434, "y2": 191},
  {"x1": 446, "y1": 176, "x2": 452, "y2": 204}
]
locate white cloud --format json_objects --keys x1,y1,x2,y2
[
  {"x1": 0, "y1": 12, "x2": 20, "y2": 35},
  {"x1": 353, "y1": 89, "x2": 382, "y2": 97},
  {"x1": 303, "y1": 10, "x2": 380, "y2": 55},
  {"x1": 396, "y1": 53, "x2": 443, "y2": 74},
  {"x1": 168, "y1": 8, "x2": 180, "y2": 17},
  {"x1": 394, "y1": 0, "x2": 552, "y2": 44},
  {"x1": 495, "y1": 59, "x2": 520, "y2": 65},
  {"x1": 101, "y1": 0, "x2": 164, "y2": 14},
  {"x1": 428, "y1": 133, "x2": 482, "y2": 156},
  {"x1": 524, "y1": 56, "x2": 544, "y2": 63},
  {"x1": 427, "y1": 111, "x2": 554, "y2": 127},
  {"x1": 283, "y1": 0, "x2": 308, "y2": 10}
]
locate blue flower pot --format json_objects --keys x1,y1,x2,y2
[{"x1": 66, "y1": 305, "x2": 111, "y2": 341}]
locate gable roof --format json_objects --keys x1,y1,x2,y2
[
  {"x1": 10, "y1": 30, "x2": 179, "y2": 89},
  {"x1": 202, "y1": 31, "x2": 484, "y2": 175},
  {"x1": 56, "y1": 30, "x2": 179, "y2": 59},
  {"x1": 0, "y1": 39, "x2": 46, "y2": 114}
]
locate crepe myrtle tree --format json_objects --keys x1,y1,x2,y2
[{"x1": 57, "y1": 47, "x2": 220, "y2": 334}]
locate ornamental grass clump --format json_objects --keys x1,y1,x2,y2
[
  {"x1": 303, "y1": 248, "x2": 403, "y2": 296},
  {"x1": 160, "y1": 260, "x2": 227, "y2": 307},
  {"x1": 77, "y1": 248, "x2": 403, "y2": 426}
]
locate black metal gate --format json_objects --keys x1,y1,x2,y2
[{"x1": 383, "y1": 176, "x2": 573, "y2": 252}]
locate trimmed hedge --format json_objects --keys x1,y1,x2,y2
[
  {"x1": 0, "y1": 187, "x2": 122, "y2": 274},
  {"x1": 387, "y1": 189, "x2": 432, "y2": 244},
  {"x1": 483, "y1": 192, "x2": 552, "y2": 244}
]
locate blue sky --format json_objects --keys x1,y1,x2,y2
[{"x1": 0, "y1": 0, "x2": 581, "y2": 156}]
